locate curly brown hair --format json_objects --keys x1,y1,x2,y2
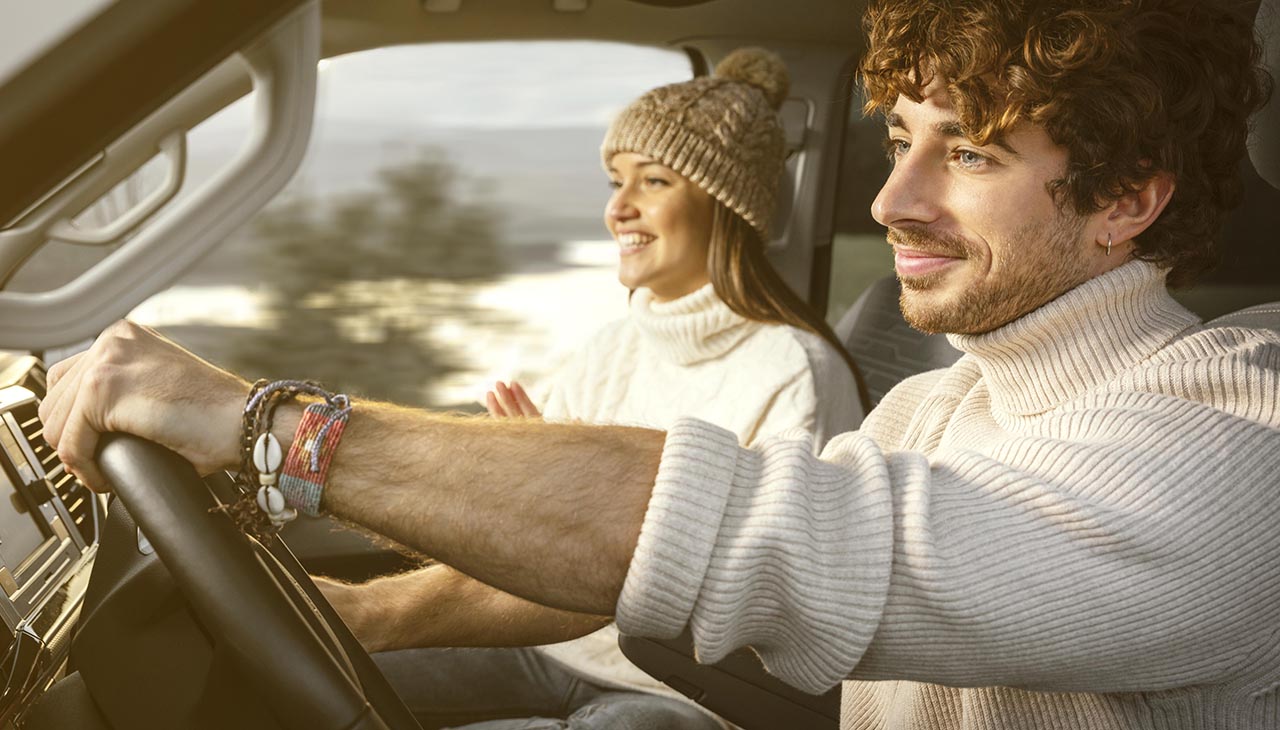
[{"x1": 859, "y1": 0, "x2": 1273, "y2": 286}]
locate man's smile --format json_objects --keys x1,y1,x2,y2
[{"x1": 892, "y1": 245, "x2": 964, "y2": 278}]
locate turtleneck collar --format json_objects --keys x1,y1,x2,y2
[
  {"x1": 946, "y1": 260, "x2": 1200, "y2": 415},
  {"x1": 630, "y1": 284, "x2": 757, "y2": 365}
]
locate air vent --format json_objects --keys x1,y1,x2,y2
[{"x1": 11, "y1": 402, "x2": 95, "y2": 545}]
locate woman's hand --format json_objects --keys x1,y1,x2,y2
[{"x1": 485, "y1": 381, "x2": 541, "y2": 419}]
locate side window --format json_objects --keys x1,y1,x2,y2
[
  {"x1": 826, "y1": 98, "x2": 894, "y2": 325},
  {"x1": 127, "y1": 42, "x2": 693, "y2": 409}
]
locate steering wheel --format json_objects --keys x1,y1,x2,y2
[{"x1": 92, "y1": 433, "x2": 421, "y2": 730}]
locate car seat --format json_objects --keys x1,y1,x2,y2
[{"x1": 834, "y1": 275, "x2": 962, "y2": 408}]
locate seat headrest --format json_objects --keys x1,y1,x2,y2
[
  {"x1": 1206, "y1": 301, "x2": 1280, "y2": 333},
  {"x1": 835, "y1": 276, "x2": 962, "y2": 409},
  {"x1": 1250, "y1": 0, "x2": 1280, "y2": 189}
]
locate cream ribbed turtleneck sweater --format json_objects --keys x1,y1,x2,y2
[
  {"x1": 616, "y1": 261, "x2": 1280, "y2": 729},
  {"x1": 536, "y1": 283, "x2": 863, "y2": 703}
]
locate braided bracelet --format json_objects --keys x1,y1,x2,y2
[{"x1": 216, "y1": 379, "x2": 300, "y2": 539}]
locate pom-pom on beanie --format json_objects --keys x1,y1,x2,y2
[{"x1": 601, "y1": 47, "x2": 790, "y2": 238}]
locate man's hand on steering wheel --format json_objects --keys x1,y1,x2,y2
[{"x1": 38, "y1": 319, "x2": 250, "y2": 492}]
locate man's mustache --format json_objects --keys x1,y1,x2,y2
[{"x1": 886, "y1": 228, "x2": 971, "y2": 258}]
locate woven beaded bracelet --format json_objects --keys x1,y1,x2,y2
[
  {"x1": 278, "y1": 399, "x2": 349, "y2": 517},
  {"x1": 254, "y1": 381, "x2": 351, "y2": 518}
]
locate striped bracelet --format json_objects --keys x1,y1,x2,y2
[{"x1": 279, "y1": 395, "x2": 351, "y2": 516}]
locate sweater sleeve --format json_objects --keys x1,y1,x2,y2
[{"x1": 614, "y1": 395, "x2": 1280, "y2": 696}]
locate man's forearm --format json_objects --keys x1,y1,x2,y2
[
  {"x1": 276, "y1": 401, "x2": 664, "y2": 615},
  {"x1": 37, "y1": 323, "x2": 663, "y2": 617},
  {"x1": 319, "y1": 564, "x2": 612, "y2": 653}
]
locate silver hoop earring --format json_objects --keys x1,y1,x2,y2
[{"x1": 1106, "y1": 233, "x2": 1112, "y2": 256}]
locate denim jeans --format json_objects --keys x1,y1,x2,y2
[{"x1": 374, "y1": 647, "x2": 725, "y2": 730}]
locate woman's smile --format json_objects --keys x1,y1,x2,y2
[{"x1": 616, "y1": 231, "x2": 657, "y2": 254}]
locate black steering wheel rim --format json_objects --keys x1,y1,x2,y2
[{"x1": 95, "y1": 433, "x2": 419, "y2": 730}]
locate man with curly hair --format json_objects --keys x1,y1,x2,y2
[{"x1": 38, "y1": 0, "x2": 1279, "y2": 728}]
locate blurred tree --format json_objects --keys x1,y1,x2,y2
[{"x1": 227, "y1": 149, "x2": 509, "y2": 407}]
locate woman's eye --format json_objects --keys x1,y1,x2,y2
[
  {"x1": 607, "y1": 180, "x2": 622, "y2": 190},
  {"x1": 644, "y1": 177, "x2": 669, "y2": 187}
]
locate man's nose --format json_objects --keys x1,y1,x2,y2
[{"x1": 871, "y1": 153, "x2": 940, "y2": 229}]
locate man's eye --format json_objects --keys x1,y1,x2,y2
[
  {"x1": 883, "y1": 138, "x2": 909, "y2": 162},
  {"x1": 953, "y1": 149, "x2": 989, "y2": 168}
]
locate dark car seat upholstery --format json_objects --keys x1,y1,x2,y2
[
  {"x1": 1209, "y1": 0, "x2": 1280, "y2": 335},
  {"x1": 1207, "y1": 302, "x2": 1280, "y2": 333},
  {"x1": 1251, "y1": 0, "x2": 1279, "y2": 189},
  {"x1": 835, "y1": 276, "x2": 962, "y2": 409}
]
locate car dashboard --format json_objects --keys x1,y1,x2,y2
[{"x1": 0, "y1": 354, "x2": 98, "y2": 728}]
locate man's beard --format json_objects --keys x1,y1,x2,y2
[{"x1": 892, "y1": 212, "x2": 1092, "y2": 335}]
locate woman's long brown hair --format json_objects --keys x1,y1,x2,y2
[{"x1": 706, "y1": 203, "x2": 870, "y2": 411}]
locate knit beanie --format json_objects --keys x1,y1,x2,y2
[{"x1": 601, "y1": 47, "x2": 790, "y2": 239}]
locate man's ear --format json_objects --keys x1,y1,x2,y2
[{"x1": 1103, "y1": 171, "x2": 1176, "y2": 245}]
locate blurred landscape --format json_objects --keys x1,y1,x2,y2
[
  {"x1": 180, "y1": 124, "x2": 621, "y2": 286},
  {"x1": 169, "y1": 123, "x2": 629, "y2": 410},
  {"x1": 15, "y1": 122, "x2": 630, "y2": 410}
]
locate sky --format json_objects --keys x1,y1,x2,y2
[
  {"x1": 320, "y1": 41, "x2": 692, "y2": 129},
  {"x1": 200, "y1": 40, "x2": 693, "y2": 138},
  {"x1": 181, "y1": 41, "x2": 697, "y2": 210}
]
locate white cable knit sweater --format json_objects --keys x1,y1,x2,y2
[
  {"x1": 537, "y1": 283, "x2": 864, "y2": 698},
  {"x1": 540, "y1": 284, "x2": 863, "y2": 447},
  {"x1": 616, "y1": 261, "x2": 1280, "y2": 729}
]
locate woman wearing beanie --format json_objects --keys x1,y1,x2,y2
[
  {"x1": 327, "y1": 48, "x2": 865, "y2": 730},
  {"x1": 488, "y1": 46, "x2": 865, "y2": 451}
]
